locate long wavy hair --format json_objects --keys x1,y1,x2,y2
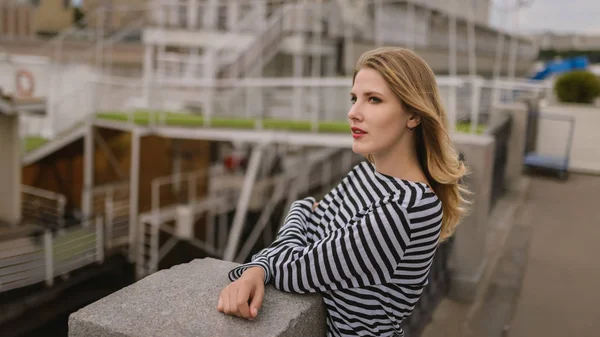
[{"x1": 354, "y1": 47, "x2": 470, "y2": 242}]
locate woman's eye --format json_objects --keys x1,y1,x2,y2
[
  {"x1": 350, "y1": 97, "x2": 357, "y2": 104},
  {"x1": 368, "y1": 97, "x2": 381, "y2": 103}
]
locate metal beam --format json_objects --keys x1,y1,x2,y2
[
  {"x1": 94, "y1": 129, "x2": 127, "y2": 180},
  {"x1": 151, "y1": 126, "x2": 353, "y2": 148},
  {"x1": 223, "y1": 144, "x2": 265, "y2": 261},
  {"x1": 22, "y1": 124, "x2": 87, "y2": 167},
  {"x1": 234, "y1": 176, "x2": 288, "y2": 263},
  {"x1": 128, "y1": 130, "x2": 141, "y2": 262},
  {"x1": 82, "y1": 124, "x2": 94, "y2": 220}
]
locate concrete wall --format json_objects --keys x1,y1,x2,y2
[
  {"x1": 448, "y1": 132, "x2": 496, "y2": 302},
  {"x1": 491, "y1": 102, "x2": 528, "y2": 187},
  {"x1": 69, "y1": 258, "x2": 326, "y2": 337},
  {"x1": 0, "y1": 54, "x2": 99, "y2": 137},
  {"x1": 0, "y1": 115, "x2": 21, "y2": 225},
  {"x1": 536, "y1": 103, "x2": 600, "y2": 174}
]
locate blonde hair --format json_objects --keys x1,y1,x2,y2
[{"x1": 354, "y1": 47, "x2": 470, "y2": 242}]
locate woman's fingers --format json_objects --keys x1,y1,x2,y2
[
  {"x1": 228, "y1": 287, "x2": 239, "y2": 316},
  {"x1": 249, "y1": 283, "x2": 265, "y2": 319},
  {"x1": 313, "y1": 202, "x2": 319, "y2": 211},
  {"x1": 217, "y1": 294, "x2": 223, "y2": 312},
  {"x1": 218, "y1": 280, "x2": 262, "y2": 320},
  {"x1": 236, "y1": 285, "x2": 252, "y2": 319},
  {"x1": 221, "y1": 287, "x2": 231, "y2": 314}
]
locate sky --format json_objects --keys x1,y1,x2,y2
[{"x1": 489, "y1": 0, "x2": 600, "y2": 35}]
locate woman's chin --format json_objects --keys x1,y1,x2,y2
[{"x1": 351, "y1": 143, "x2": 369, "y2": 156}]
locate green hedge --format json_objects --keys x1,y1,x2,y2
[{"x1": 554, "y1": 70, "x2": 600, "y2": 104}]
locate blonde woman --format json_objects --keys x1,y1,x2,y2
[{"x1": 217, "y1": 47, "x2": 469, "y2": 337}]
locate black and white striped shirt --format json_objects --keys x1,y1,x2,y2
[{"x1": 229, "y1": 161, "x2": 443, "y2": 337}]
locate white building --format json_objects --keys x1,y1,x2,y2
[
  {"x1": 533, "y1": 32, "x2": 600, "y2": 51},
  {"x1": 140, "y1": 0, "x2": 537, "y2": 88}
]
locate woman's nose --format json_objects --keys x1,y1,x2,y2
[{"x1": 348, "y1": 104, "x2": 362, "y2": 121}]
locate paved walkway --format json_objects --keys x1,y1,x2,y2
[{"x1": 508, "y1": 173, "x2": 600, "y2": 337}]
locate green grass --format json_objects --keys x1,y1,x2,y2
[
  {"x1": 24, "y1": 136, "x2": 49, "y2": 153},
  {"x1": 96, "y1": 110, "x2": 486, "y2": 134},
  {"x1": 456, "y1": 122, "x2": 487, "y2": 135}
]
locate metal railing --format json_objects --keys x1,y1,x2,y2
[
  {"x1": 0, "y1": 216, "x2": 104, "y2": 293},
  {"x1": 234, "y1": 148, "x2": 363, "y2": 264},
  {"x1": 21, "y1": 185, "x2": 66, "y2": 230},
  {"x1": 1, "y1": 180, "x2": 132, "y2": 294},
  {"x1": 90, "y1": 181, "x2": 131, "y2": 251},
  {"x1": 136, "y1": 166, "x2": 234, "y2": 277}
]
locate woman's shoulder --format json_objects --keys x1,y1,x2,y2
[{"x1": 374, "y1": 185, "x2": 442, "y2": 231}]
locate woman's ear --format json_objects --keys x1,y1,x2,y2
[{"x1": 407, "y1": 112, "x2": 421, "y2": 129}]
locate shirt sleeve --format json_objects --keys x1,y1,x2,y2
[
  {"x1": 268, "y1": 199, "x2": 412, "y2": 293},
  {"x1": 228, "y1": 197, "x2": 316, "y2": 284}
]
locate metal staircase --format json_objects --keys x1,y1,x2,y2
[
  {"x1": 134, "y1": 147, "x2": 361, "y2": 279},
  {"x1": 218, "y1": 3, "x2": 294, "y2": 79}
]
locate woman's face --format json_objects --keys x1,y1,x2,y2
[{"x1": 348, "y1": 68, "x2": 416, "y2": 158}]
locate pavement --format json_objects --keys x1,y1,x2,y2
[
  {"x1": 421, "y1": 173, "x2": 600, "y2": 337},
  {"x1": 507, "y1": 173, "x2": 600, "y2": 337}
]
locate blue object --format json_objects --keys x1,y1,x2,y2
[
  {"x1": 523, "y1": 112, "x2": 576, "y2": 180},
  {"x1": 530, "y1": 56, "x2": 589, "y2": 81}
]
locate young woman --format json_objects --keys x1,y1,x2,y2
[{"x1": 217, "y1": 47, "x2": 469, "y2": 337}]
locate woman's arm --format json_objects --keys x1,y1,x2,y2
[
  {"x1": 228, "y1": 197, "x2": 316, "y2": 284},
  {"x1": 268, "y1": 198, "x2": 413, "y2": 293}
]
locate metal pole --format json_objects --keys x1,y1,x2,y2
[
  {"x1": 44, "y1": 230, "x2": 54, "y2": 286},
  {"x1": 82, "y1": 125, "x2": 94, "y2": 221},
  {"x1": 492, "y1": 0, "x2": 507, "y2": 106},
  {"x1": 507, "y1": 8, "x2": 519, "y2": 81},
  {"x1": 96, "y1": 216, "x2": 105, "y2": 263},
  {"x1": 374, "y1": 0, "x2": 384, "y2": 47},
  {"x1": 96, "y1": 7, "x2": 105, "y2": 71},
  {"x1": 407, "y1": 0, "x2": 415, "y2": 50},
  {"x1": 128, "y1": 130, "x2": 141, "y2": 262},
  {"x1": 223, "y1": 144, "x2": 265, "y2": 261},
  {"x1": 467, "y1": 0, "x2": 479, "y2": 133},
  {"x1": 447, "y1": 0, "x2": 458, "y2": 132},
  {"x1": 142, "y1": 45, "x2": 154, "y2": 108}
]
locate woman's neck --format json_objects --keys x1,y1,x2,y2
[{"x1": 372, "y1": 142, "x2": 426, "y2": 183}]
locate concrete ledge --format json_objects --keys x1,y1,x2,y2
[{"x1": 69, "y1": 258, "x2": 326, "y2": 337}]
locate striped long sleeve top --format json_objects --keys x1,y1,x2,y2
[{"x1": 229, "y1": 161, "x2": 443, "y2": 337}]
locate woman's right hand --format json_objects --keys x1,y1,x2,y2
[{"x1": 217, "y1": 267, "x2": 265, "y2": 320}]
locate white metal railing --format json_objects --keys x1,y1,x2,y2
[
  {"x1": 67, "y1": 73, "x2": 551, "y2": 137},
  {"x1": 135, "y1": 146, "x2": 361, "y2": 278},
  {"x1": 0, "y1": 216, "x2": 104, "y2": 293},
  {"x1": 151, "y1": 0, "x2": 259, "y2": 32},
  {"x1": 90, "y1": 181, "x2": 131, "y2": 250},
  {"x1": 134, "y1": 166, "x2": 232, "y2": 277},
  {"x1": 234, "y1": 148, "x2": 362, "y2": 263},
  {"x1": 21, "y1": 185, "x2": 66, "y2": 229}
]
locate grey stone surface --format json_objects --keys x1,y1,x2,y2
[
  {"x1": 69, "y1": 258, "x2": 326, "y2": 337},
  {"x1": 449, "y1": 134, "x2": 496, "y2": 303},
  {"x1": 509, "y1": 174, "x2": 600, "y2": 337}
]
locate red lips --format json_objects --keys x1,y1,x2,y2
[{"x1": 351, "y1": 127, "x2": 367, "y2": 139}]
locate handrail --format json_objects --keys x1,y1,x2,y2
[{"x1": 0, "y1": 216, "x2": 104, "y2": 293}]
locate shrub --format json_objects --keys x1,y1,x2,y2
[{"x1": 554, "y1": 70, "x2": 600, "y2": 104}]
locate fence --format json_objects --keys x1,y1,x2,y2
[
  {"x1": 90, "y1": 181, "x2": 131, "y2": 250},
  {"x1": 0, "y1": 217, "x2": 103, "y2": 293},
  {"x1": 20, "y1": 184, "x2": 66, "y2": 230},
  {"x1": 486, "y1": 112, "x2": 513, "y2": 211}
]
